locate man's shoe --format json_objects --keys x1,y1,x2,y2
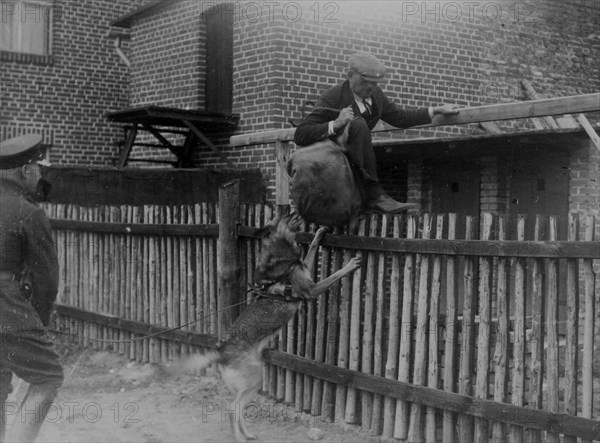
[{"x1": 367, "y1": 195, "x2": 416, "y2": 214}]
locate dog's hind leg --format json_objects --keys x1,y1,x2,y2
[
  {"x1": 222, "y1": 362, "x2": 262, "y2": 442},
  {"x1": 237, "y1": 358, "x2": 264, "y2": 441}
]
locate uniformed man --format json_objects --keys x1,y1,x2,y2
[
  {"x1": 0, "y1": 134, "x2": 63, "y2": 442},
  {"x1": 294, "y1": 52, "x2": 459, "y2": 214}
]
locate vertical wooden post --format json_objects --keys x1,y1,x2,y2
[
  {"x1": 581, "y1": 215, "x2": 596, "y2": 443},
  {"x1": 564, "y1": 214, "x2": 579, "y2": 443},
  {"x1": 218, "y1": 179, "x2": 241, "y2": 340},
  {"x1": 275, "y1": 141, "x2": 291, "y2": 215},
  {"x1": 545, "y1": 216, "x2": 560, "y2": 443}
]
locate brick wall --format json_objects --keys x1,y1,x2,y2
[
  {"x1": 1, "y1": 0, "x2": 143, "y2": 166},
  {"x1": 130, "y1": 0, "x2": 206, "y2": 108},
  {"x1": 231, "y1": 0, "x2": 600, "y2": 137}
]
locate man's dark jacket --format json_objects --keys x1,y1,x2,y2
[
  {"x1": 294, "y1": 80, "x2": 432, "y2": 147},
  {"x1": 0, "y1": 179, "x2": 58, "y2": 325}
]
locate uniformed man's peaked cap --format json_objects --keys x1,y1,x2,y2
[
  {"x1": 0, "y1": 134, "x2": 45, "y2": 169},
  {"x1": 348, "y1": 52, "x2": 387, "y2": 82}
]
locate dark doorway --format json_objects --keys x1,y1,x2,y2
[{"x1": 205, "y1": 3, "x2": 233, "y2": 114}]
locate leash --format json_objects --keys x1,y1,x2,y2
[{"x1": 48, "y1": 298, "x2": 250, "y2": 344}]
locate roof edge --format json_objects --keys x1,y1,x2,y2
[{"x1": 111, "y1": 0, "x2": 181, "y2": 28}]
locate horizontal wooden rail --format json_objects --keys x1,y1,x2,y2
[
  {"x1": 50, "y1": 219, "x2": 219, "y2": 237},
  {"x1": 263, "y1": 350, "x2": 600, "y2": 440},
  {"x1": 54, "y1": 304, "x2": 219, "y2": 349},
  {"x1": 50, "y1": 219, "x2": 599, "y2": 258},
  {"x1": 229, "y1": 92, "x2": 600, "y2": 146},
  {"x1": 294, "y1": 232, "x2": 600, "y2": 259}
]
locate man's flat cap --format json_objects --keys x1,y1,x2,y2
[
  {"x1": 348, "y1": 52, "x2": 387, "y2": 82},
  {"x1": 0, "y1": 134, "x2": 45, "y2": 170}
]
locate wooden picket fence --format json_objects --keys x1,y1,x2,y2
[{"x1": 43, "y1": 201, "x2": 600, "y2": 442}]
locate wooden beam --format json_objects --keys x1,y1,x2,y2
[
  {"x1": 428, "y1": 93, "x2": 600, "y2": 127},
  {"x1": 520, "y1": 80, "x2": 559, "y2": 129},
  {"x1": 229, "y1": 93, "x2": 600, "y2": 147},
  {"x1": 217, "y1": 179, "x2": 241, "y2": 339},
  {"x1": 263, "y1": 350, "x2": 600, "y2": 440},
  {"x1": 292, "y1": 232, "x2": 600, "y2": 259},
  {"x1": 50, "y1": 219, "x2": 219, "y2": 237},
  {"x1": 54, "y1": 304, "x2": 219, "y2": 348},
  {"x1": 182, "y1": 119, "x2": 235, "y2": 168},
  {"x1": 117, "y1": 123, "x2": 138, "y2": 168},
  {"x1": 576, "y1": 113, "x2": 600, "y2": 151}
]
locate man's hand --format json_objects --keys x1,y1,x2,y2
[
  {"x1": 333, "y1": 106, "x2": 354, "y2": 130},
  {"x1": 431, "y1": 104, "x2": 460, "y2": 116}
]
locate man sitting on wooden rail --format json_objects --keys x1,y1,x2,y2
[
  {"x1": 294, "y1": 52, "x2": 459, "y2": 214},
  {"x1": 0, "y1": 135, "x2": 63, "y2": 442}
]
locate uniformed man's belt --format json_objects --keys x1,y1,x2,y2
[{"x1": 0, "y1": 270, "x2": 17, "y2": 281}]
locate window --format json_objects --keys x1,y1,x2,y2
[{"x1": 1, "y1": 0, "x2": 53, "y2": 56}]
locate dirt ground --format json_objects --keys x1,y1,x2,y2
[{"x1": 5, "y1": 343, "x2": 379, "y2": 443}]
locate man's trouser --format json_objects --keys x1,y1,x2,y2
[
  {"x1": 0, "y1": 281, "x2": 63, "y2": 442},
  {"x1": 344, "y1": 117, "x2": 383, "y2": 200}
]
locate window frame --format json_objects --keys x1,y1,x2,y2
[{"x1": 0, "y1": 0, "x2": 54, "y2": 64}]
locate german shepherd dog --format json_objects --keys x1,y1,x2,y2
[{"x1": 183, "y1": 214, "x2": 361, "y2": 441}]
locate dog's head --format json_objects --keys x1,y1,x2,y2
[{"x1": 254, "y1": 213, "x2": 315, "y2": 299}]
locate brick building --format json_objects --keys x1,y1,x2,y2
[
  {"x1": 1, "y1": 0, "x2": 144, "y2": 164},
  {"x1": 2, "y1": 0, "x2": 599, "y2": 228}
]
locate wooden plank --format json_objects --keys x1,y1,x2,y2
[
  {"x1": 442, "y1": 213, "x2": 458, "y2": 443},
  {"x1": 53, "y1": 304, "x2": 218, "y2": 348},
  {"x1": 458, "y1": 216, "x2": 476, "y2": 442},
  {"x1": 262, "y1": 350, "x2": 600, "y2": 441},
  {"x1": 229, "y1": 93, "x2": 600, "y2": 146},
  {"x1": 545, "y1": 216, "x2": 560, "y2": 443},
  {"x1": 581, "y1": 215, "x2": 596, "y2": 443},
  {"x1": 117, "y1": 123, "x2": 137, "y2": 168},
  {"x1": 217, "y1": 180, "x2": 241, "y2": 340},
  {"x1": 526, "y1": 215, "x2": 545, "y2": 443},
  {"x1": 321, "y1": 242, "x2": 343, "y2": 422},
  {"x1": 492, "y1": 215, "x2": 509, "y2": 443},
  {"x1": 576, "y1": 113, "x2": 600, "y2": 150},
  {"x1": 371, "y1": 215, "x2": 388, "y2": 435},
  {"x1": 334, "y1": 246, "x2": 354, "y2": 423},
  {"x1": 165, "y1": 206, "x2": 174, "y2": 361},
  {"x1": 394, "y1": 215, "x2": 417, "y2": 440},
  {"x1": 383, "y1": 217, "x2": 402, "y2": 438},
  {"x1": 564, "y1": 214, "x2": 579, "y2": 443},
  {"x1": 474, "y1": 213, "x2": 493, "y2": 442},
  {"x1": 361, "y1": 215, "x2": 379, "y2": 432},
  {"x1": 408, "y1": 214, "x2": 433, "y2": 442},
  {"x1": 311, "y1": 246, "x2": 330, "y2": 415},
  {"x1": 293, "y1": 232, "x2": 600, "y2": 259},
  {"x1": 275, "y1": 140, "x2": 291, "y2": 208},
  {"x1": 345, "y1": 219, "x2": 366, "y2": 424},
  {"x1": 426, "y1": 214, "x2": 444, "y2": 443},
  {"x1": 53, "y1": 219, "x2": 599, "y2": 259},
  {"x1": 510, "y1": 215, "x2": 527, "y2": 443},
  {"x1": 520, "y1": 81, "x2": 559, "y2": 129},
  {"x1": 50, "y1": 219, "x2": 219, "y2": 237}
]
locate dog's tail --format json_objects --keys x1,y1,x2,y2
[
  {"x1": 182, "y1": 351, "x2": 220, "y2": 372},
  {"x1": 175, "y1": 351, "x2": 220, "y2": 374}
]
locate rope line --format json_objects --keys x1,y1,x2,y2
[{"x1": 48, "y1": 298, "x2": 251, "y2": 344}]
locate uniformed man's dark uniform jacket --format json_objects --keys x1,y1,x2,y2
[
  {"x1": 294, "y1": 80, "x2": 432, "y2": 147},
  {"x1": 0, "y1": 179, "x2": 58, "y2": 325}
]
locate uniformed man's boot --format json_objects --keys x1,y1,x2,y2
[{"x1": 7, "y1": 384, "x2": 57, "y2": 443}]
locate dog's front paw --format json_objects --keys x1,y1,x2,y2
[
  {"x1": 348, "y1": 256, "x2": 362, "y2": 271},
  {"x1": 315, "y1": 226, "x2": 331, "y2": 239}
]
